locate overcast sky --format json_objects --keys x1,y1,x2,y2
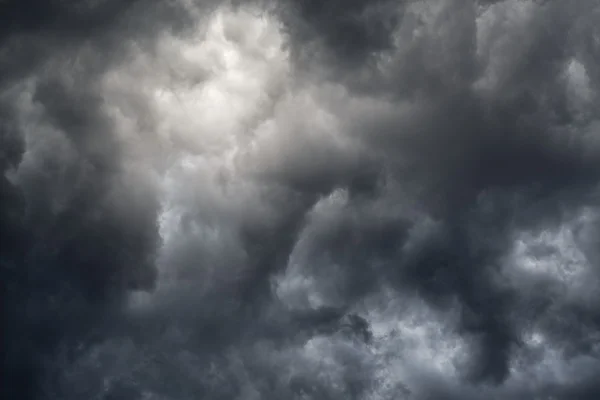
[{"x1": 2, "y1": 0, "x2": 600, "y2": 399}]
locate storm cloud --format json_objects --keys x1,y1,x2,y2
[{"x1": 2, "y1": 0, "x2": 600, "y2": 399}]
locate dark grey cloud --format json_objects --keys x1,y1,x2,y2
[{"x1": 3, "y1": 0, "x2": 600, "y2": 399}]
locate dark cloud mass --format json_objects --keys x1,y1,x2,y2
[{"x1": 2, "y1": 0, "x2": 600, "y2": 398}]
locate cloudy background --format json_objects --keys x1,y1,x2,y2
[{"x1": 2, "y1": 0, "x2": 600, "y2": 398}]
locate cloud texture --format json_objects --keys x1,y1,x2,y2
[{"x1": 2, "y1": 0, "x2": 600, "y2": 398}]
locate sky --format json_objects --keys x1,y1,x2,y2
[{"x1": 2, "y1": 0, "x2": 600, "y2": 399}]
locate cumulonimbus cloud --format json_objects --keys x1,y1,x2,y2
[{"x1": 2, "y1": 0, "x2": 600, "y2": 399}]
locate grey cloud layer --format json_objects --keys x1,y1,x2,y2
[{"x1": 2, "y1": 0, "x2": 600, "y2": 399}]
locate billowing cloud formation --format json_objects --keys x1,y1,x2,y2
[{"x1": 2, "y1": 0, "x2": 600, "y2": 399}]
